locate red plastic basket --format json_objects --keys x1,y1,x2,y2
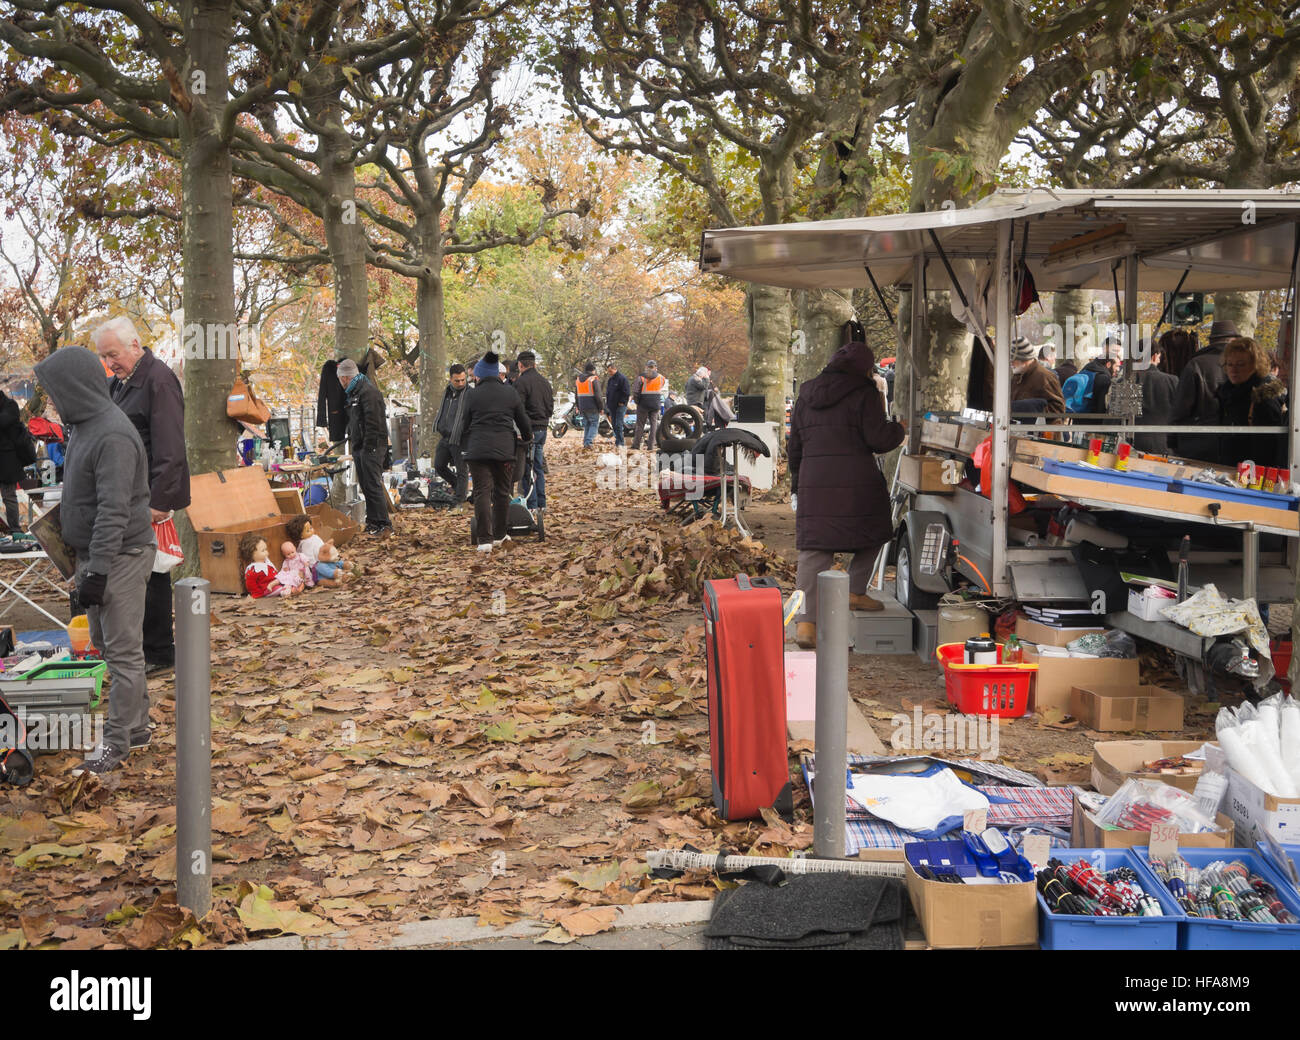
[
  {"x1": 935, "y1": 643, "x2": 1036, "y2": 718},
  {"x1": 1273, "y1": 639, "x2": 1291, "y2": 694}
]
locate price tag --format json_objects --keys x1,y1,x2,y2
[
  {"x1": 1149, "y1": 821, "x2": 1180, "y2": 860},
  {"x1": 1022, "y1": 835, "x2": 1051, "y2": 871},
  {"x1": 963, "y1": 809, "x2": 987, "y2": 833}
]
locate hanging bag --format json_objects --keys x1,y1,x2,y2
[
  {"x1": 227, "y1": 375, "x2": 271, "y2": 425},
  {"x1": 152, "y1": 515, "x2": 184, "y2": 573}
]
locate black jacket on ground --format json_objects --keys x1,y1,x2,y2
[
  {"x1": 514, "y1": 367, "x2": 555, "y2": 428},
  {"x1": 457, "y1": 379, "x2": 533, "y2": 462},
  {"x1": 435, "y1": 384, "x2": 468, "y2": 441},
  {"x1": 0, "y1": 393, "x2": 30, "y2": 484},
  {"x1": 108, "y1": 348, "x2": 190, "y2": 511},
  {"x1": 605, "y1": 371, "x2": 631, "y2": 412},
  {"x1": 317, "y1": 360, "x2": 348, "y2": 442},
  {"x1": 344, "y1": 374, "x2": 389, "y2": 453}
]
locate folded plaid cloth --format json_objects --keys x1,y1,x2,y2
[{"x1": 977, "y1": 785, "x2": 1076, "y2": 828}]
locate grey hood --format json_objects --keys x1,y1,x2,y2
[{"x1": 35, "y1": 346, "x2": 115, "y2": 425}]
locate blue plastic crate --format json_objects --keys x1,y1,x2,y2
[
  {"x1": 1042, "y1": 458, "x2": 1174, "y2": 491},
  {"x1": 904, "y1": 840, "x2": 980, "y2": 880},
  {"x1": 1171, "y1": 478, "x2": 1299, "y2": 512},
  {"x1": 1256, "y1": 842, "x2": 1300, "y2": 886},
  {"x1": 1136, "y1": 846, "x2": 1300, "y2": 950},
  {"x1": 1037, "y1": 848, "x2": 1183, "y2": 950}
]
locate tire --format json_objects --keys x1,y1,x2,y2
[
  {"x1": 658, "y1": 404, "x2": 703, "y2": 452},
  {"x1": 895, "y1": 536, "x2": 941, "y2": 610},
  {"x1": 535, "y1": 511, "x2": 545, "y2": 541},
  {"x1": 551, "y1": 422, "x2": 568, "y2": 438},
  {"x1": 598, "y1": 417, "x2": 613, "y2": 437}
]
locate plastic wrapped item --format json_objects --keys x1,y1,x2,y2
[
  {"x1": 1216, "y1": 705, "x2": 1299, "y2": 797},
  {"x1": 1094, "y1": 778, "x2": 1225, "y2": 835},
  {"x1": 1281, "y1": 696, "x2": 1300, "y2": 789},
  {"x1": 1191, "y1": 770, "x2": 1228, "y2": 818},
  {"x1": 1066, "y1": 629, "x2": 1137, "y2": 659}
]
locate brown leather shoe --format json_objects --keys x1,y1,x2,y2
[
  {"x1": 850, "y1": 594, "x2": 885, "y2": 612},
  {"x1": 795, "y1": 622, "x2": 817, "y2": 649}
]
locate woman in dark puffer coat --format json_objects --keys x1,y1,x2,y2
[{"x1": 788, "y1": 340, "x2": 905, "y2": 648}]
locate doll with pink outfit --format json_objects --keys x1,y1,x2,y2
[{"x1": 277, "y1": 541, "x2": 316, "y2": 594}]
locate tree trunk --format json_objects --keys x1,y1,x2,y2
[
  {"x1": 739, "y1": 284, "x2": 791, "y2": 424},
  {"x1": 415, "y1": 209, "x2": 446, "y2": 456},
  {"x1": 179, "y1": 0, "x2": 237, "y2": 479},
  {"x1": 1051, "y1": 289, "x2": 1096, "y2": 367},
  {"x1": 1213, "y1": 291, "x2": 1259, "y2": 338},
  {"x1": 919, "y1": 300, "x2": 970, "y2": 412},
  {"x1": 794, "y1": 288, "x2": 856, "y2": 385},
  {"x1": 313, "y1": 107, "x2": 369, "y2": 363}
]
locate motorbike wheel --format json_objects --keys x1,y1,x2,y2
[
  {"x1": 658, "y1": 404, "x2": 704, "y2": 452},
  {"x1": 598, "y1": 417, "x2": 613, "y2": 437},
  {"x1": 551, "y1": 422, "x2": 568, "y2": 438}
]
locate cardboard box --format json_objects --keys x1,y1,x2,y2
[
  {"x1": 187, "y1": 468, "x2": 360, "y2": 595},
  {"x1": 1091, "y1": 740, "x2": 1213, "y2": 796},
  {"x1": 1015, "y1": 616, "x2": 1104, "y2": 648},
  {"x1": 897, "y1": 453, "x2": 955, "y2": 494},
  {"x1": 903, "y1": 859, "x2": 1037, "y2": 949},
  {"x1": 1223, "y1": 764, "x2": 1300, "y2": 843},
  {"x1": 1024, "y1": 647, "x2": 1139, "y2": 713},
  {"x1": 1071, "y1": 791, "x2": 1234, "y2": 849},
  {"x1": 1070, "y1": 683, "x2": 1185, "y2": 732}
]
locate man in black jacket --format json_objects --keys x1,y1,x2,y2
[
  {"x1": 337, "y1": 358, "x2": 391, "y2": 535},
  {"x1": 513, "y1": 351, "x2": 553, "y2": 510},
  {"x1": 434, "y1": 364, "x2": 469, "y2": 506},
  {"x1": 605, "y1": 362, "x2": 631, "y2": 448},
  {"x1": 0, "y1": 389, "x2": 31, "y2": 534},
  {"x1": 96, "y1": 316, "x2": 190, "y2": 674}
]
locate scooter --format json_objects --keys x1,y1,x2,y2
[{"x1": 550, "y1": 404, "x2": 614, "y2": 439}]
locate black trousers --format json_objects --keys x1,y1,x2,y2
[
  {"x1": 1, "y1": 482, "x2": 20, "y2": 533},
  {"x1": 434, "y1": 439, "x2": 468, "y2": 501},
  {"x1": 356, "y1": 446, "x2": 390, "y2": 529},
  {"x1": 143, "y1": 569, "x2": 174, "y2": 665},
  {"x1": 468, "y1": 459, "x2": 513, "y2": 543}
]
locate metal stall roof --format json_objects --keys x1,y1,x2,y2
[{"x1": 699, "y1": 188, "x2": 1300, "y2": 293}]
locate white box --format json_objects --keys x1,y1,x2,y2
[
  {"x1": 728, "y1": 421, "x2": 779, "y2": 491},
  {"x1": 1127, "y1": 585, "x2": 1177, "y2": 622}
]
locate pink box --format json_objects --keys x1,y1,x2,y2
[{"x1": 784, "y1": 650, "x2": 818, "y2": 722}]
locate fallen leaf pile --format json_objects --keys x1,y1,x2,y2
[{"x1": 1, "y1": 443, "x2": 812, "y2": 949}]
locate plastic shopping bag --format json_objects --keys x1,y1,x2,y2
[{"x1": 153, "y1": 517, "x2": 184, "y2": 574}]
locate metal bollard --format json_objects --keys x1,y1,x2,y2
[
  {"x1": 813, "y1": 569, "x2": 849, "y2": 859},
  {"x1": 174, "y1": 578, "x2": 212, "y2": 917}
]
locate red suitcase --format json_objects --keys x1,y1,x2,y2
[{"x1": 702, "y1": 573, "x2": 793, "y2": 821}]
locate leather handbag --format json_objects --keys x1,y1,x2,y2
[{"x1": 227, "y1": 376, "x2": 271, "y2": 425}]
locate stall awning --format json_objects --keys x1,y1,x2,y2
[{"x1": 699, "y1": 189, "x2": 1300, "y2": 292}]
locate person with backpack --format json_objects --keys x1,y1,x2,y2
[
  {"x1": 1061, "y1": 340, "x2": 1117, "y2": 417},
  {"x1": 0, "y1": 388, "x2": 35, "y2": 534}
]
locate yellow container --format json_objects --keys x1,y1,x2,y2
[{"x1": 67, "y1": 615, "x2": 92, "y2": 653}]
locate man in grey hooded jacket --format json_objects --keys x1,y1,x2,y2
[{"x1": 35, "y1": 346, "x2": 155, "y2": 775}]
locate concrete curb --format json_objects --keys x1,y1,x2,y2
[{"x1": 231, "y1": 899, "x2": 716, "y2": 950}]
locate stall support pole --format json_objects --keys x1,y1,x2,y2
[
  {"x1": 813, "y1": 569, "x2": 849, "y2": 860},
  {"x1": 990, "y1": 220, "x2": 1013, "y2": 595},
  {"x1": 1243, "y1": 529, "x2": 1259, "y2": 604},
  {"x1": 175, "y1": 578, "x2": 212, "y2": 918},
  {"x1": 909, "y1": 253, "x2": 926, "y2": 455}
]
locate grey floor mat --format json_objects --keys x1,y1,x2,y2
[{"x1": 704, "y1": 874, "x2": 904, "y2": 950}]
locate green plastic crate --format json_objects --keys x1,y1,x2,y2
[{"x1": 24, "y1": 659, "x2": 108, "y2": 709}]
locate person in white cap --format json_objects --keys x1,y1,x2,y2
[{"x1": 685, "y1": 366, "x2": 711, "y2": 408}]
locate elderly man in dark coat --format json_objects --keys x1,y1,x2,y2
[
  {"x1": 1171, "y1": 320, "x2": 1239, "y2": 462},
  {"x1": 1010, "y1": 338, "x2": 1065, "y2": 416},
  {"x1": 788, "y1": 340, "x2": 906, "y2": 649}
]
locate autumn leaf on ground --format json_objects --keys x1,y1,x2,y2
[
  {"x1": 621, "y1": 780, "x2": 663, "y2": 810},
  {"x1": 236, "y1": 884, "x2": 334, "y2": 937}
]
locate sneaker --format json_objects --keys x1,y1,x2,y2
[
  {"x1": 129, "y1": 729, "x2": 152, "y2": 751},
  {"x1": 71, "y1": 743, "x2": 127, "y2": 776},
  {"x1": 476, "y1": 543, "x2": 494, "y2": 553},
  {"x1": 368, "y1": 525, "x2": 394, "y2": 538},
  {"x1": 145, "y1": 660, "x2": 174, "y2": 677},
  {"x1": 492, "y1": 535, "x2": 512, "y2": 547}
]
